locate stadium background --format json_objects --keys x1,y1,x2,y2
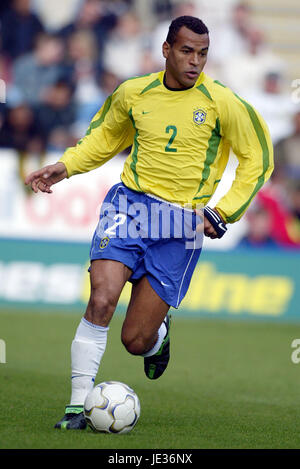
[{"x1": 0, "y1": 0, "x2": 299, "y2": 322}]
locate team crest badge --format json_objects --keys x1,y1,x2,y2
[
  {"x1": 193, "y1": 109, "x2": 207, "y2": 125},
  {"x1": 99, "y1": 236, "x2": 110, "y2": 249}
]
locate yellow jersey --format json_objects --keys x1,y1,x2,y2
[{"x1": 59, "y1": 70, "x2": 274, "y2": 223}]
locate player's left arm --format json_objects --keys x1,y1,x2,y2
[{"x1": 213, "y1": 88, "x2": 274, "y2": 225}]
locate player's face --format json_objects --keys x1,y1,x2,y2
[{"x1": 163, "y1": 26, "x2": 209, "y2": 89}]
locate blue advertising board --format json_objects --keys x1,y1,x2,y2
[{"x1": 0, "y1": 238, "x2": 298, "y2": 322}]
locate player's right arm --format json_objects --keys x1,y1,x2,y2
[
  {"x1": 59, "y1": 83, "x2": 133, "y2": 177},
  {"x1": 24, "y1": 162, "x2": 68, "y2": 193},
  {"x1": 25, "y1": 83, "x2": 133, "y2": 192}
]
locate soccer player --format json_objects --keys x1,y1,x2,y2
[{"x1": 25, "y1": 16, "x2": 274, "y2": 430}]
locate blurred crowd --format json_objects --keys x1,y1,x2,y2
[{"x1": 0, "y1": 0, "x2": 299, "y2": 248}]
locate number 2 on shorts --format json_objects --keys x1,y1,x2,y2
[{"x1": 105, "y1": 214, "x2": 127, "y2": 236}]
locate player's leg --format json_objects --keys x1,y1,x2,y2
[
  {"x1": 55, "y1": 259, "x2": 132, "y2": 430},
  {"x1": 84, "y1": 258, "x2": 132, "y2": 326},
  {"x1": 70, "y1": 259, "x2": 132, "y2": 401},
  {"x1": 119, "y1": 203, "x2": 203, "y2": 380},
  {"x1": 121, "y1": 276, "x2": 171, "y2": 380}
]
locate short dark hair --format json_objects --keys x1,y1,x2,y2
[{"x1": 166, "y1": 16, "x2": 209, "y2": 46}]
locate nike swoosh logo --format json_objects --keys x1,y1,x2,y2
[
  {"x1": 161, "y1": 281, "x2": 170, "y2": 287},
  {"x1": 142, "y1": 111, "x2": 151, "y2": 114}
]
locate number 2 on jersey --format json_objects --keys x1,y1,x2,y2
[{"x1": 165, "y1": 125, "x2": 177, "y2": 152}]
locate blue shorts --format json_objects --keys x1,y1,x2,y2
[{"x1": 89, "y1": 183, "x2": 203, "y2": 308}]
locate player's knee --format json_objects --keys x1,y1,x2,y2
[
  {"x1": 121, "y1": 331, "x2": 147, "y2": 356},
  {"x1": 87, "y1": 291, "x2": 117, "y2": 325}
]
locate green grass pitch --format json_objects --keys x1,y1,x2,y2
[{"x1": 1, "y1": 309, "x2": 300, "y2": 449}]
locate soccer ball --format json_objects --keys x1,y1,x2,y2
[{"x1": 83, "y1": 381, "x2": 141, "y2": 434}]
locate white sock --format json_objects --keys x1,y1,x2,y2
[
  {"x1": 142, "y1": 319, "x2": 167, "y2": 358},
  {"x1": 70, "y1": 317, "x2": 109, "y2": 406}
]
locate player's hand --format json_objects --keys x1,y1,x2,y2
[
  {"x1": 24, "y1": 162, "x2": 68, "y2": 194},
  {"x1": 203, "y1": 215, "x2": 218, "y2": 239},
  {"x1": 195, "y1": 207, "x2": 227, "y2": 239},
  {"x1": 204, "y1": 207, "x2": 227, "y2": 239}
]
